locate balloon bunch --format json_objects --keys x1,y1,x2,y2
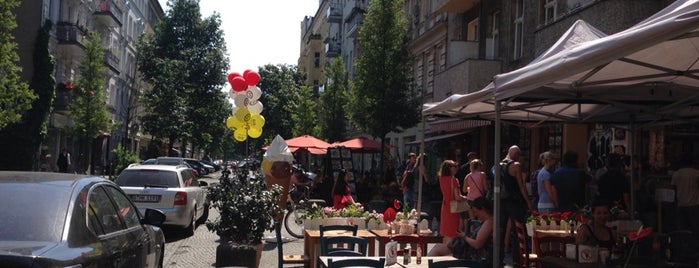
[{"x1": 225, "y1": 70, "x2": 265, "y2": 142}]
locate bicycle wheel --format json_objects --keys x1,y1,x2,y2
[{"x1": 284, "y1": 206, "x2": 308, "y2": 239}]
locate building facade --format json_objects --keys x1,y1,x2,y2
[{"x1": 14, "y1": 0, "x2": 164, "y2": 173}]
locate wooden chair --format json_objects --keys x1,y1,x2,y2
[
  {"x1": 428, "y1": 258, "x2": 487, "y2": 268},
  {"x1": 321, "y1": 236, "x2": 368, "y2": 256},
  {"x1": 281, "y1": 254, "x2": 310, "y2": 268},
  {"x1": 326, "y1": 257, "x2": 385, "y2": 268},
  {"x1": 319, "y1": 225, "x2": 359, "y2": 237},
  {"x1": 514, "y1": 220, "x2": 538, "y2": 268},
  {"x1": 388, "y1": 234, "x2": 424, "y2": 256}
]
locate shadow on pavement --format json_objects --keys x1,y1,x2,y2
[{"x1": 162, "y1": 223, "x2": 205, "y2": 243}]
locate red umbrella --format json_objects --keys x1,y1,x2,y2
[
  {"x1": 263, "y1": 135, "x2": 330, "y2": 155},
  {"x1": 335, "y1": 137, "x2": 382, "y2": 152}
]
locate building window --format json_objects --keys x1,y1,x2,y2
[
  {"x1": 426, "y1": 51, "x2": 434, "y2": 95},
  {"x1": 313, "y1": 80, "x2": 319, "y2": 94},
  {"x1": 490, "y1": 11, "x2": 500, "y2": 59},
  {"x1": 314, "y1": 52, "x2": 320, "y2": 68},
  {"x1": 467, "y1": 18, "x2": 479, "y2": 42},
  {"x1": 439, "y1": 44, "x2": 446, "y2": 71},
  {"x1": 415, "y1": 57, "x2": 423, "y2": 93},
  {"x1": 540, "y1": 0, "x2": 557, "y2": 25},
  {"x1": 513, "y1": 0, "x2": 524, "y2": 60}
]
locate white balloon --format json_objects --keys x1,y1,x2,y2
[
  {"x1": 228, "y1": 89, "x2": 237, "y2": 99},
  {"x1": 233, "y1": 94, "x2": 248, "y2": 108},
  {"x1": 248, "y1": 86, "x2": 262, "y2": 101},
  {"x1": 248, "y1": 101, "x2": 263, "y2": 115}
]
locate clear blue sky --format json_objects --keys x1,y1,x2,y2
[{"x1": 156, "y1": 0, "x2": 319, "y2": 73}]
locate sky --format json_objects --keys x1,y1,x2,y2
[{"x1": 156, "y1": 0, "x2": 319, "y2": 73}]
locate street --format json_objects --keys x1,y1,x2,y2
[{"x1": 161, "y1": 171, "x2": 305, "y2": 268}]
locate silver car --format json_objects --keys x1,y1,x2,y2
[{"x1": 116, "y1": 165, "x2": 208, "y2": 236}]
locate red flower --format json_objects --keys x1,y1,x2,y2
[
  {"x1": 628, "y1": 227, "x2": 653, "y2": 241},
  {"x1": 551, "y1": 212, "x2": 562, "y2": 220},
  {"x1": 393, "y1": 199, "x2": 402, "y2": 210},
  {"x1": 383, "y1": 207, "x2": 397, "y2": 223},
  {"x1": 531, "y1": 210, "x2": 539, "y2": 217}
]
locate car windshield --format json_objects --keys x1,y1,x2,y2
[
  {"x1": 116, "y1": 170, "x2": 179, "y2": 188},
  {"x1": 0, "y1": 182, "x2": 71, "y2": 241}
]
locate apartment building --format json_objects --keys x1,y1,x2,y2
[{"x1": 14, "y1": 0, "x2": 164, "y2": 173}]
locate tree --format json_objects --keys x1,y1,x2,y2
[
  {"x1": 0, "y1": 0, "x2": 35, "y2": 130},
  {"x1": 318, "y1": 57, "x2": 348, "y2": 143},
  {"x1": 70, "y1": 32, "x2": 112, "y2": 174},
  {"x1": 291, "y1": 85, "x2": 319, "y2": 137},
  {"x1": 346, "y1": 0, "x2": 420, "y2": 169},
  {"x1": 0, "y1": 19, "x2": 55, "y2": 171},
  {"x1": 137, "y1": 0, "x2": 229, "y2": 157},
  {"x1": 255, "y1": 64, "x2": 304, "y2": 147}
]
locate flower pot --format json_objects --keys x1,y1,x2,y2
[
  {"x1": 216, "y1": 242, "x2": 263, "y2": 268},
  {"x1": 304, "y1": 218, "x2": 321, "y2": 230},
  {"x1": 526, "y1": 223, "x2": 534, "y2": 236},
  {"x1": 323, "y1": 217, "x2": 347, "y2": 226}
]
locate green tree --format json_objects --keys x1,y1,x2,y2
[
  {"x1": 137, "y1": 0, "x2": 229, "y2": 157},
  {"x1": 346, "y1": 0, "x2": 420, "y2": 168},
  {"x1": 0, "y1": 0, "x2": 35, "y2": 129},
  {"x1": 0, "y1": 20, "x2": 55, "y2": 170},
  {"x1": 318, "y1": 57, "x2": 348, "y2": 143},
  {"x1": 291, "y1": 85, "x2": 319, "y2": 137},
  {"x1": 70, "y1": 32, "x2": 112, "y2": 174},
  {"x1": 252, "y1": 64, "x2": 304, "y2": 150}
]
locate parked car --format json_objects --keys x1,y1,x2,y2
[
  {"x1": 115, "y1": 165, "x2": 208, "y2": 236},
  {"x1": 183, "y1": 158, "x2": 208, "y2": 176},
  {"x1": 200, "y1": 159, "x2": 221, "y2": 171},
  {"x1": 0, "y1": 171, "x2": 166, "y2": 267}
]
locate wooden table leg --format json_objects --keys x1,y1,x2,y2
[{"x1": 367, "y1": 237, "x2": 376, "y2": 256}]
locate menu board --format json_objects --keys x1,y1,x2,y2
[{"x1": 327, "y1": 146, "x2": 352, "y2": 172}]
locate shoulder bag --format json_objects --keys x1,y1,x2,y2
[{"x1": 450, "y1": 177, "x2": 470, "y2": 213}]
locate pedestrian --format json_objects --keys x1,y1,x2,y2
[
  {"x1": 671, "y1": 154, "x2": 699, "y2": 239},
  {"x1": 437, "y1": 160, "x2": 466, "y2": 243},
  {"x1": 498, "y1": 145, "x2": 532, "y2": 260},
  {"x1": 461, "y1": 159, "x2": 488, "y2": 232},
  {"x1": 57, "y1": 148, "x2": 71, "y2": 173},
  {"x1": 537, "y1": 151, "x2": 558, "y2": 214},
  {"x1": 550, "y1": 150, "x2": 590, "y2": 212},
  {"x1": 597, "y1": 153, "x2": 631, "y2": 210},
  {"x1": 401, "y1": 153, "x2": 417, "y2": 209}
]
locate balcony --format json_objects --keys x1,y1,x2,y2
[
  {"x1": 55, "y1": 23, "x2": 88, "y2": 50},
  {"x1": 434, "y1": 0, "x2": 479, "y2": 13},
  {"x1": 325, "y1": 41, "x2": 341, "y2": 57},
  {"x1": 326, "y1": 6, "x2": 342, "y2": 23},
  {"x1": 103, "y1": 50, "x2": 120, "y2": 74},
  {"x1": 93, "y1": 0, "x2": 123, "y2": 27}
]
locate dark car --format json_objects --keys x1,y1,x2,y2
[{"x1": 0, "y1": 171, "x2": 166, "y2": 268}]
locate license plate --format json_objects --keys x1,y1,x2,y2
[{"x1": 129, "y1": 194, "x2": 160, "y2": 203}]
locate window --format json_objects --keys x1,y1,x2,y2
[
  {"x1": 438, "y1": 44, "x2": 446, "y2": 71},
  {"x1": 104, "y1": 186, "x2": 141, "y2": 228},
  {"x1": 467, "y1": 18, "x2": 479, "y2": 41},
  {"x1": 513, "y1": 0, "x2": 524, "y2": 59},
  {"x1": 490, "y1": 11, "x2": 500, "y2": 59},
  {"x1": 426, "y1": 51, "x2": 434, "y2": 95},
  {"x1": 314, "y1": 52, "x2": 320, "y2": 68},
  {"x1": 541, "y1": 0, "x2": 557, "y2": 25},
  {"x1": 88, "y1": 186, "x2": 123, "y2": 234}
]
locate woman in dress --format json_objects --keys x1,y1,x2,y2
[
  {"x1": 332, "y1": 169, "x2": 357, "y2": 209},
  {"x1": 437, "y1": 160, "x2": 467, "y2": 243},
  {"x1": 463, "y1": 159, "x2": 488, "y2": 220}
]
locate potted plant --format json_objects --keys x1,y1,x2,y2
[{"x1": 206, "y1": 169, "x2": 283, "y2": 268}]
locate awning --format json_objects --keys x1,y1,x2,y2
[{"x1": 405, "y1": 130, "x2": 473, "y2": 145}]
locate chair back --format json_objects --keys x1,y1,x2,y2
[
  {"x1": 389, "y1": 234, "x2": 423, "y2": 256},
  {"x1": 514, "y1": 220, "x2": 533, "y2": 268},
  {"x1": 427, "y1": 258, "x2": 486, "y2": 268},
  {"x1": 326, "y1": 257, "x2": 385, "y2": 268},
  {"x1": 321, "y1": 236, "x2": 368, "y2": 256},
  {"x1": 319, "y1": 224, "x2": 359, "y2": 238},
  {"x1": 533, "y1": 235, "x2": 573, "y2": 258}
]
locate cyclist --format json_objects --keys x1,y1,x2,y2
[{"x1": 290, "y1": 166, "x2": 314, "y2": 203}]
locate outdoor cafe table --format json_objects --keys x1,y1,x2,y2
[
  {"x1": 319, "y1": 256, "x2": 457, "y2": 268},
  {"x1": 369, "y1": 229, "x2": 443, "y2": 256},
  {"x1": 304, "y1": 229, "x2": 377, "y2": 268}
]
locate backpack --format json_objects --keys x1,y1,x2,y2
[{"x1": 486, "y1": 159, "x2": 514, "y2": 200}]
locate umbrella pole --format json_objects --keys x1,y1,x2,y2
[
  {"x1": 493, "y1": 100, "x2": 502, "y2": 268},
  {"x1": 418, "y1": 117, "x2": 426, "y2": 215}
]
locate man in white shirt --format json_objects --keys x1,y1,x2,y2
[{"x1": 671, "y1": 154, "x2": 699, "y2": 237}]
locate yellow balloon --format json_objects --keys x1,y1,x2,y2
[
  {"x1": 248, "y1": 126, "x2": 262, "y2": 138},
  {"x1": 225, "y1": 116, "x2": 236, "y2": 130},
  {"x1": 261, "y1": 159, "x2": 272, "y2": 173},
  {"x1": 234, "y1": 106, "x2": 251, "y2": 122},
  {"x1": 233, "y1": 128, "x2": 247, "y2": 141},
  {"x1": 249, "y1": 114, "x2": 265, "y2": 129},
  {"x1": 232, "y1": 118, "x2": 246, "y2": 129}
]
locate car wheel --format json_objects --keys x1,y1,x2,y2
[
  {"x1": 197, "y1": 203, "x2": 209, "y2": 224},
  {"x1": 183, "y1": 212, "x2": 196, "y2": 237}
]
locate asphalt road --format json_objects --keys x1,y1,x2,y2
[{"x1": 161, "y1": 171, "x2": 305, "y2": 268}]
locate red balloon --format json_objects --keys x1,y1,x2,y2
[
  {"x1": 227, "y1": 72, "x2": 242, "y2": 86},
  {"x1": 244, "y1": 71, "x2": 260, "y2": 86},
  {"x1": 243, "y1": 69, "x2": 253, "y2": 77},
  {"x1": 231, "y1": 76, "x2": 247, "y2": 92}
]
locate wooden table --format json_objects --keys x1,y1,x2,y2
[
  {"x1": 537, "y1": 256, "x2": 599, "y2": 268},
  {"x1": 369, "y1": 229, "x2": 443, "y2": 256},
  {"x1": 304, "y1": 229, "x2": 377, "y2": 268},
  {"x1": 319, "y1": 256, "x2": 457, "y2": 268}
]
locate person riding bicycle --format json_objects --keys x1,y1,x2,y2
[{"x1": 290, "y1": 166, "x2": 314, "y2": 203}]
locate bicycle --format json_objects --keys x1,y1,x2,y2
[{"x1": 283, "y1": 178, "x2": 326, "y2": 238}]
